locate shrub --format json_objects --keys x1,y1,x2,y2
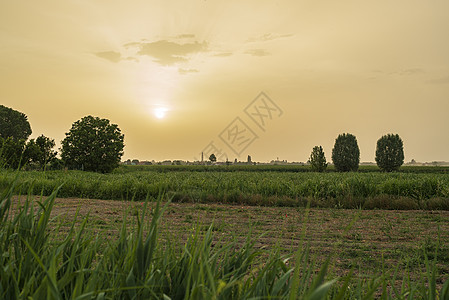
[{"x1": 332, "y1": 133, "x2": 360, "y2": 172}]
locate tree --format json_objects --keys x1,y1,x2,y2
[
  {"x1": 209, "y1": 153, "x2": 217, "y2": 163},
  {"x1": 375, "y1": 133, "x2": 404, "y2": 172},
  {"x1": 309, "y1": 146, "x2": 327, "y2": 172},
  {"x1": 0, "y1": 137, "x2": 26, "y2": 169},
  {"x1": 332, "y1": 133, "x2": 360, "y2": 172},
  {"x1": 0, "y1": 105, "x2": 32, "y2": 140},
  {"x1": 61, "y1": 115, "x2": 124, "y2": 173},
  {"x1": 25, "y1": 135, "x2": 57, "y2": 170}
]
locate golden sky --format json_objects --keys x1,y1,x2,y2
[{"x1": 1, "y1": 1, "x2": 449, "y2": 162}]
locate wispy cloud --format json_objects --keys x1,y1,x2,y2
[
  {"x1": 213, "y1": 52, "x2": 233, "y2": 57},
  {"x1": 372, "y1": 68, "x2": 425, "y2": 76},
  {"x1": 244, "y1": 49, "x2": 270, "y2": 57},
  {"x1": 176, "y1": 34, "x2": 195, "y2": 39},
  {"x1": 95, "y1": 51, "x2": 122, "y2": 63},
  {"x1": 246, "y1": 33, "x2": 293, "y2": 43},
  {"x1": 178, "y1": 68, "x2": 199, "y2": 75},
  {"x1": 396, "y1": 68, "x2": 425, "y2": 75}
]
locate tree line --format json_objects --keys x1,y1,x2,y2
[
  {"x1": 309, "y1": 133, "x2": 405, "y2": 172},
  {"x1": 1, "y1": 104, "x2": 404, "y2": 173},
  {"x1": 0, "y1": 105, "x2": 124, "y2": 173}
]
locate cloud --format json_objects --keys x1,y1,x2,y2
[
  {"x1": 371, "y1": 68, "x2": 425, "y2": 76},
  {"x1": 427, "y1": 76, "x2": 449, "y2": 84},
  {"x1": 176, "y1": 34, "x2": 195, "y2": 39},
  {"x1": 178, "y1": 68, "x2": 199, "y2": 75},
  {"x1": 213, "y1": 52, "x2": 233, "y2": 57},
  {"x1": 244, "y1": 49, "x2": 270, "y2": 57},
  {"x1": 125, "y1": 57, "x2": 139, "y2": 62},
  {"x1": 397, "y1": 68, "x2": 425, "y2": 75},
  {"x1": 95, "y1": 51, "x2": 122, "y2": 63},
  {"x1": 246, "y1": 33, "x2": 293, "y2": 43},
  {"x1": 129, "y1": 40, "x2": 208, "y2": 65}
]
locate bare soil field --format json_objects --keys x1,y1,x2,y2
[{"x1": 12, "y1": 196, "x2": 449, "y2": 285}]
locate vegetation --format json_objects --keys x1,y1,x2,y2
[
  {"x1": 1, "y1": 180, "x2": 448, "y2": 299},
  {"x1": 0, "y1": 105, "x2": 59, "y2": 171},
  {"x1": 2, "y1": 169, "x2": 449, "y2": 210},
  {"x1": 116, "y1": 164, "x2": 449, "y2": 174},
  {"x1": 332, "y1": 133, "x2": 360, "y2": 172},
  {"x1": 0, "y1": 104, "x2": 32, "y2": 140},
  {"x1": 61, "y1": 115, "x2": 125, "y2": 173},
  {"x1": 24, "y1": 134, "x2": 58, "y2": 170},
  {"x1": 209, "y1": 153, "x2": 217, "y2": 163},
  {"x1": 376, "y1": 133, "x2": 405, "y2": 172},
  {"x1": 309, "y1": 146, "x2": 327, "y2": 172},
  {"x1": 0, "y1": 137, "x2": 26, "y2": 169}
]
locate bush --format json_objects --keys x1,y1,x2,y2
[
  {"x1": 331, "y1": 133, "x2": 360, "y2": 172},
  {"x1": 375, "y1": 133, "x2": 404, "y2": 172}
]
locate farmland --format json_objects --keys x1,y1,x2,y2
[
  {"x1": 1, "y1": 166, "x2": 449, "y2": 298},
  {"x1": 2, "y1": 165, "x2": 449, "y2": 210}
]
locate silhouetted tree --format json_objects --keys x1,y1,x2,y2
[
  {"x1": 24, "y1": 135, "x2": 57, "y2": 170},
  {"x1": 0, "y1": 105, "x2": 32, "y2": 140},
  {"x1": 0, "y1": 137, "x2": 26, "y2": 169},
  {"x1": 309, "y1": 146, "x2": 327, "y2": 172},
  {"x1": 209, "y1": 153, "x2": 217, "y2": 163},
  {"x1": 375, "y1": 133, "x2": 404, "y2": 172},
  {"x1": 332, "y1": 133, "x2": 360, "y2": 172}
]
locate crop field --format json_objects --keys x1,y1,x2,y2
[
  {"x1": 2, "y1": 166, "x2": 449, "y2": 210},
  {"x1": 1, "y1": 166, "x2": 449, "y2": 298}
]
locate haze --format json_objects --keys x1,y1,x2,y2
[{"x1": 1, "y1": 1, "x2": 448, "y2": 162}]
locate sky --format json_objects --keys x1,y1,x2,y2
[{"x1": 1, "y1": 0, "x2": 449, "y2": 163}]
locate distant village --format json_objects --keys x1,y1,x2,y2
[
  {"x1": 122, "y1": 156, "x2": 302, "y2": 166},
  {"x1": 122, "y1": 157, "x2": 449, "y2": 167}
]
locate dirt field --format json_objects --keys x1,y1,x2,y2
[{"x1": 12, "y1": 196, "x2": 449, "y2": 284}]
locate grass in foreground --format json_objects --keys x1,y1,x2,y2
[{"x1": 1, "y1": 181, "x2": 449, "y2": 299}]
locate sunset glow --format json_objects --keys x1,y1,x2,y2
[{"x1": 1, "y1": 1, "x2": 448, "y2": 162}]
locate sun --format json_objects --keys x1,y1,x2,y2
[{"x1": 153, "y1": 107, "x2": 168, "y2": 119}]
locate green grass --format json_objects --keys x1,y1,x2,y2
[
  {"x1": 1, "y1": 168, "x2": 449, "y2": 209},
  {"x1": 1, "y1": 179, "x2": 448, "y2": 299}
]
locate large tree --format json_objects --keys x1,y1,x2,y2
[
  {"x1": 61, "y1": 116, "x2": 125, "y2": 173},
  {"x1": 332, "y1": 133, "x2": 360, "y2": 172},
  {"x1": 0, "y1": 105, "x2": 32, "y2": 140},
  {"x1": 375, "y1": 134, "x2": 404, "y2": 172}
]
